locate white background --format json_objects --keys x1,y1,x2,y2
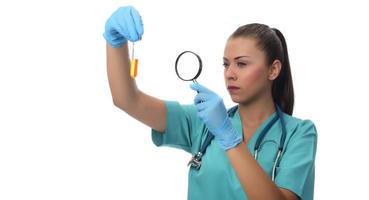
[{"x1": 1, "y1": 0, "x2": 368, "y2": 199}]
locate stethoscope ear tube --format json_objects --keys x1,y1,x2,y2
[{"x1": 272, "y1": 150, "x2": 282, "y2": 182}]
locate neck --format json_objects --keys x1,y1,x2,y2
[{"x1": 238, "y1": 92, "x2": 276, "y2": 128}]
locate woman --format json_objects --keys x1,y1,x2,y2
[{"x1": 104, "y1": 6, "x2": 318, "y2": 200}]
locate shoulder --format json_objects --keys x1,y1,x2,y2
[
  {"x1": 280, "y1": 113, "x2": 318, "y2": 161},
  {"x1": 281, "y1": 113, "x2": 318, "y2": 140}
]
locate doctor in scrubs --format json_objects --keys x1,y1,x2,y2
[{"x1": 104, "y1": 6, "x2": 318, "y2": 200}]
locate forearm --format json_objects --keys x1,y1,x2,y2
[
  {"x1": 226, "y1": 141, "x2": 286, "y2": 200},
  {"x1": 106, "y1": 43, "x2": 140, "y2": 109},
  {"x1": 106, "y1": 43, "x2": 167, "y2": 132}
]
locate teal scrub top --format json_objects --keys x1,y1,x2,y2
[{"x1": 152, "y1": 101, "x2": 318, "y2": 200}]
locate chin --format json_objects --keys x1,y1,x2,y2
[
  {"x1": 229, "y1": 94, "x2": 253, "y2": 105},
  {"x1": 229, "y1": 95, "x2": 244, "y2": 104}
]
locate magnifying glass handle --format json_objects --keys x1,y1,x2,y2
[
  {"x1": 192, "y1": 79, "x2": 204, "y2": 103},
  {"x1": 193, "y1": 79, "x2": 199, "y2": 93}
]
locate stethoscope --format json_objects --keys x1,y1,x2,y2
[
  {"x1": 175, "y1": 50, "x2": 287, "y2": 182},
  {"x1": 187, "y1": 104, "x2": 287, "y2": 182}
]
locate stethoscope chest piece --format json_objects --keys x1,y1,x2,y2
[{"x1": 188, "y1": 152, "x2": 203, "y2": 170}]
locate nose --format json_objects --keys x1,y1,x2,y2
[{"x1": 225, "y1": 64, "x2": 237, "y2": 80}]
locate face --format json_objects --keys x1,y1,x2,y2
[{"x1": 223, "y1": 37, "x2": 279, "y2": 104}]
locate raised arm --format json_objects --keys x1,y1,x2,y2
[{"x1": 104, "y1": 6, "x2": 166, "y2": 133}]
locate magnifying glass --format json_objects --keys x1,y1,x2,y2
[
  {"x1": 175, "y1": 51, "x2": 202, "y2": 83},
  {"x1": 175, "y1": 51, "x2": 204, "y2": 103}
]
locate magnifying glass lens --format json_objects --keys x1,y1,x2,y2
[{"x1": 175, "y1": 51, "x2": 202, "y2": 82}]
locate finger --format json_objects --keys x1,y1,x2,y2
[
  {"x1": 197, "y1": 110, "x2": 210, "y2": 124},
  {"x1": 195, "y1": 100, "x2": 211, "y2": 112},
  {"x1": 129, "y1": 6, "x2": 144, "y2": 38},
  {"x1": 124, "y1": 9, "x2": 139, "y2": 41},
  {"x1": 190, "y1": 83, "x2": 213, "y2": 94},
  {"x1": 111, "y1": 9, "x2": 127, "y2": 38},
  {"x1": 194, "y1": 93, "x2": 210, "y2": 104}
]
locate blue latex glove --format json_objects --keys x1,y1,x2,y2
[
  {"x1": 190, "y1": 83, "x2": 242, "y2": 151},
  {"x1": 103, "y1": 6, "x2": 144, "y2": 48}
]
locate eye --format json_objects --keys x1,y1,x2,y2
[
  {"x1": 223, "y1": 63, "x2": 229, "y2": 68},
  {"x1": 237, "y1": 62, "x2": 247, "y2": 67}
]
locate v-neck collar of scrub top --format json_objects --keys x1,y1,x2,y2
[{"x1": 231, "y1": 106, "x2": 278, "y2": 152}]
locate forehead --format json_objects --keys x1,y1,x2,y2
[{"x1": 224, "y1": 37, "x2": 264, "y2": 59}]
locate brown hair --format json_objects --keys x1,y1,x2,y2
[{"x1": 230, "y1": 23, "x2": 294, "y2": 115}]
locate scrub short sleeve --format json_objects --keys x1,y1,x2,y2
[
  {"x1": 275, "y1": 120, "x2": 318, "y2": 200},
  {"x1": 151, "y1": 100, "x2": 202, "y2": 154}
]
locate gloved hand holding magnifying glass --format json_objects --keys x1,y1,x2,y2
[{"x1": 175, "y1": 51, "x2": 242, "y2": 151}]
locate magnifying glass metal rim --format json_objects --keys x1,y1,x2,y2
[{"x1": 175, "y1": 50, "x2": 203, "y2": 82}]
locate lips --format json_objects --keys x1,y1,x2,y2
[
  {"x1": 227, "y1": 86, "x2": 240, "y2": 93},
  {"x1": 227, "y1": 86, "x2": 240, "y2": 90}
]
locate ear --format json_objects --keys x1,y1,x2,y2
[{"x1": 268, "y1": 60, "x2": 282, "y2": 80}]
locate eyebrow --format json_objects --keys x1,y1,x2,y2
[{"x1": 223, "y1": 56, "x2": 251, "y2": 61}]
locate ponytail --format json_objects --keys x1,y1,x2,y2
[{"x1": 271, "y1": 28, "x2": 294, "y2": 115}]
